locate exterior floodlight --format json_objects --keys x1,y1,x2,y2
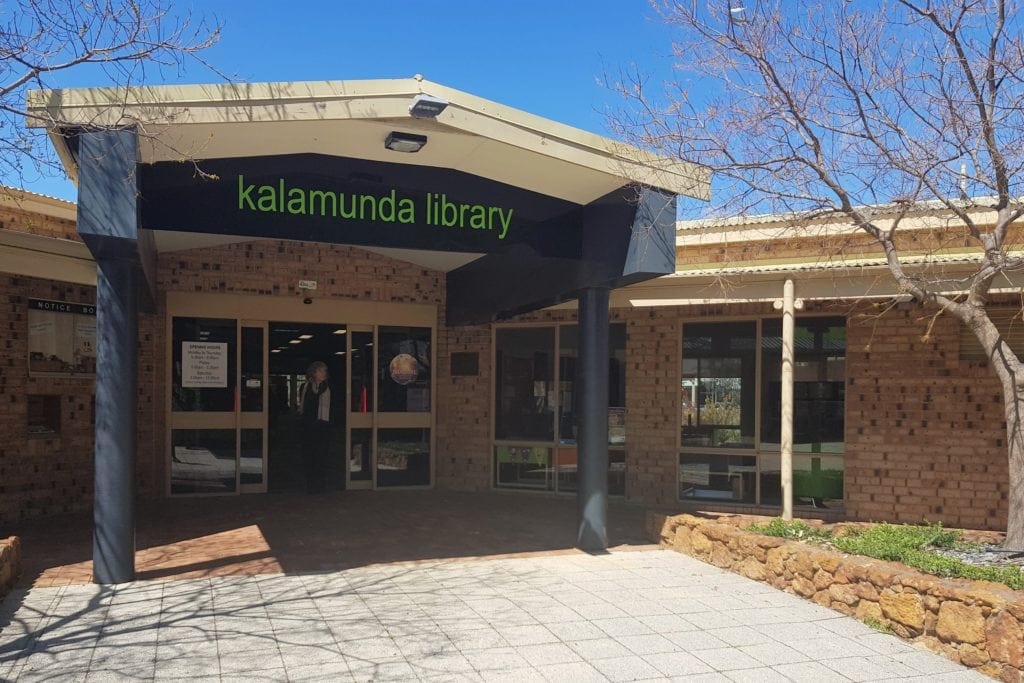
[
  {"x1": 385, "y1": 131, "x2": 428, "y2": 153},
  {"x1": 409, "y1": 94, "x2": 449, "y2": 118}
]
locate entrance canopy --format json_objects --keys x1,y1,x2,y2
[{"x1": 28, "y1": 77, "x2": 709, "y2": 324}]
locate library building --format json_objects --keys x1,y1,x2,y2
[{"x1": 0, "y1": 78, "x2": 1019, "y2": 582}]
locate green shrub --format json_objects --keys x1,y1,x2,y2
[
  {"x1": 746, "y1": 518, "x2": 831, "y2": 541},
  {"x1": 862, "y1": 616, "x2": 892, "y2": 633},
  {"x1": 744, "y1": 519, "x2": 1024, "y2": 590}
]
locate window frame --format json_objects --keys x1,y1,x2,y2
[
  {"x1": 490, "y1": 320, "x2": 628, "y2": 497},
  {"x1": 677, "y1": 313, "x2": 848, "y2": 510}
]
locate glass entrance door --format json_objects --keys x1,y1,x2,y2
[
  {"x1": 267, "y1": 322, "x2": 348, "y2": 493},
  {"x1": 169, "y1": 313, "x2": 433, "y2": 495},
  {"x1": 347, "y1": 325, "x2": 434, "y2": 489},
  {"x1": 239, "y1": 321, "x2": 268, "y2": 493},
  {"x1": 347, "y1": 326, "x2": 374, "y2": 489},
  {"x1": 168, "y1": 317, "x2": 268, "y2": 495}
]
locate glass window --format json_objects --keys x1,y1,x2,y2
[
  {"x1": 376, "y1": 428, "x2": 430, "y2": 487},
  {"x1": 496, "y1": 446, "x2": 553, "y2": 490},
  {"x1": 27, "y1": 395, "x2": 60, "y2": 437},
  {"x1": 555, "y1": 448, "x2": 627, "y2": 496},
  {"x1": 171, "y1": 429, "x2": 236, "y2": 494},
  {"x1": 378, "y1": 326, "x2": 431, "y2": 412},
  {"x1": 239, "y1": 429, "x2": 263, "y2": 486},
  {"x1": 681, "y1": 322, "x2": 757, "y2": 449},
  {"x1": 679, "y1": 454, "x2": 756, "y2": 503},
  {"x1": 760, "y1": 317, "x2": 846, "y2": 453},
  {"x1": 172, "y1": 317, "x2": 237, "y2": 412},
  {"x1": 350, "y1": 331, "x2": 374, "y2": 413},
  {"x1": 759, "y1": 453, "x2": 845, "y2": 509},
  {"x1": 495, "y1": 327, "x2": 555, "y2": 441},
  {"x1": 555, "y1": 447, "x2": 577, "y2": 492},
  {"x1": 608, "y1": 450, "x2": 626, "y2": 496},
  {"x1": 495, "y1": 324, "x2": 627, "y2": 496},
  {"x1": 557, "y1": 324, "x2": 627, "y2": 446},
  {"x1": 240, "y1": 327, "x2": 264, "y2": 412},
  {"x1": 350, "y1": 428, "x2": 372, "y2": 482}
]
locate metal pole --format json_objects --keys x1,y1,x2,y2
[
  {"x1": 577, "y1": 286, "x2": 610, "y2": 552},
  {"x1": 780, "y1": 278, "x2": 795, "y2": 521},
  {"x1": 93, "y1": 257, "x2": 138, "y2": 584}
]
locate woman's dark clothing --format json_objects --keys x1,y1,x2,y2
[{"x1": 301, "y1": 381, "x2": 331, "y2": 493}]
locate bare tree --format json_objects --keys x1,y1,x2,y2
[
  {"x1": 610, "y1": 0, "x2": 1024, "y2": 545},
  {"x1": 0, "y1": 0, "x2": 221, "y2": 187}
]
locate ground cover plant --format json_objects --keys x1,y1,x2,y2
[{"x1": 747, "y1": 519, "x2": 1024, "y2": 590}]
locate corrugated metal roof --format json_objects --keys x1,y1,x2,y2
[
  {"x1": 676, "y1": 196, "x2": 1007, "y2": 231},
  {"x1": 672, "y1": 251, "x2": 1003, "y2": 278},
  {"x1": 0, "y1": 185, "x2": 75, "y2": 206}
]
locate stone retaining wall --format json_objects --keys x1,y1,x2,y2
[
  {"x1": 648, "y1": 512, "x2": 1024, "y2": 682},
  {"x1": 0, "y1": 536, "x2": 21, "y2": 597}
]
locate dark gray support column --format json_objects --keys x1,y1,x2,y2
[
  {"x1": 577, "y1": 285, "x2": 610, "y2": 552},
  {"x1": 76, "y1": 128, "x2": 143, "y2": 584},
  {"x1": 92, "y1": 257, "x2": 138, "y2": 584}
]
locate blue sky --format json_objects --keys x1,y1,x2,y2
[{"x1": 28, "y1": 1, "x2": 678, "y2": 201}]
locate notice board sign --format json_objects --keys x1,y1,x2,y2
[
  {"x1": 181, "y1": 342, "x2": 228, "y2": 388},
  {"x1": 27, "y1": 298, "x2": 96, "y2": 376}
]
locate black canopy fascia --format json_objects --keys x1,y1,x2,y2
[{"x1": 77, "y1": 136, "x2": 677, "y2": 324}]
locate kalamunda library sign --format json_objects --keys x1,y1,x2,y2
[
  {"x1": 139, "y1": 153, "x2": 580, "y2": 255},
  {"x1": 235, "y1": 176, "x2": 516, "y2": 240}
]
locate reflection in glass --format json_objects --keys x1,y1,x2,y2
[
  {"x1": 760, "y1": 317, "x2": 846, "y2": 453},
  {"x1": 172, "y1": 318, "x2": 236, "y2": 412},
  {"x1": 609, "y1": 450, "x2": 626, "y2": 496},
  {"x1": 557, "y1": 324, "x2": 627, "y2": 447},
  {"x1": 555, "y1": 447, "x2": 577, "y2": 492},
  {"x1": 759, "y1": 453, "x2": 845, "y2": 509},
  {"x1": 495, "y1": 446, "x2": 553, "y2": 490},
  {"x1": 678, "y1": 453, "x2": 756, "y2": 503},
  {"x1": 378, "y1": 326, "x2": 431, "y2": 412},
  {"x1": 376, "y1": 428, "x2": 430, "y2": 487},
  {"x1": 241, "y1": 327, "x2": 264, "y2": 412},
  {"x1": 240, "y1": 429, "x2": 263, "y2": 485},
  {"x1": 681, "y1": 322, "x2": 756, "y2": 448},
  {"x1": 495, "y1": 327, "x2": 555, "y2": 441},
  {"x1": 350, "y1": 331, "x2": 374, "y2": 413},
  {"x1": 171, "y1": 429, "x2": 236, "y2": 494},
  {"x1": 350, "y1": 428, "x2": 372, "y2": 482},
  {"x1": 554, "y1": 447, "x2": 627, "y2": 496}
]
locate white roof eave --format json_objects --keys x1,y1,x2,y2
[{"x1": 26, "y1": 77, "x2": 709, "y2": 200}]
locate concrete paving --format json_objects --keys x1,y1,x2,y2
[{"x1": 0, "y1": 549, "x2": 986, "y2": 682}]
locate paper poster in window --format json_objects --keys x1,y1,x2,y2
[{"x1": 181, "y1": 341, "x2": 229, "y2": 388}]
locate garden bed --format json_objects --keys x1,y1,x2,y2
[{"x1": 648, "y1": 512, "x2": 1024, "y2": 682}]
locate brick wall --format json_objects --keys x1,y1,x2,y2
[
  {"x1": 435, "y1": 320, "x2": 491, "y2": 492},
  {"x1": 0, "y1": 276, "x2": 96, "y2": 525},
  {"x1": 844, "y1": 307, "x2": 1008, "y2": 530},
  {"x1": 0, "y1": 204, "x2": 77, "y2": 242},
  {"x1": 623, "y1": 308, "x2": 680, "y2": 507},
  {"x1": 0, "y1": 233, "x2": 1014, "y2": 532}
]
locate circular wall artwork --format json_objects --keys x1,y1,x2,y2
[{"x1": 389, "y1": 353, "x2": 420, "y2": 385}]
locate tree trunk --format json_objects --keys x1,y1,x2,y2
[{"x1": 1003, "y1": 378, "x2": 1024, "y2": 549}]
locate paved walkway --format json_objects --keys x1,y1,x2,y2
[
  {"x1": 0, "y1": 549, "x2": 985, "y2": 682},
  {"x1": 4, "y1": 491, "x2": 649, "y2": 588}
]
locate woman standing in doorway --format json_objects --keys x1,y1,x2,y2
[{"x1": 301, "y1": 360, "x2": 331, "y2": 493}]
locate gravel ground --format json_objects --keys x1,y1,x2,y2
[{"x1": 933, "y1": 544, "x2": 1024, "y2": 567}]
